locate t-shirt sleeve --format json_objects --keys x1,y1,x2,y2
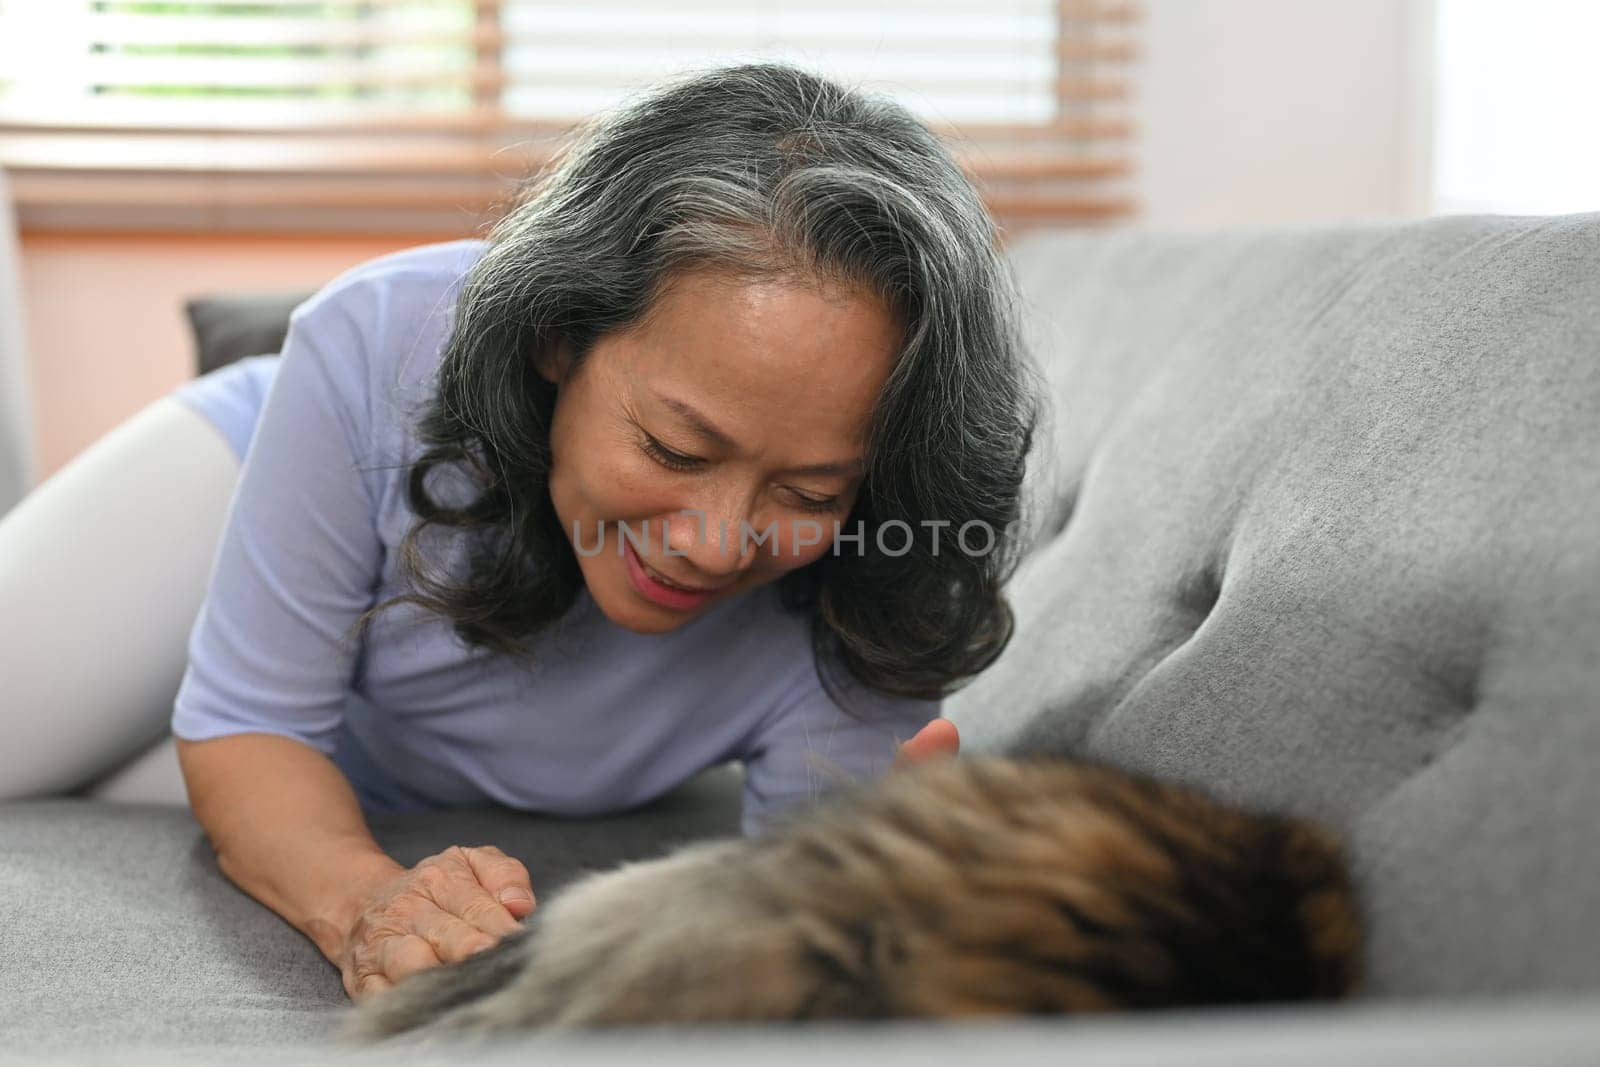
[
  {"x1": 739, "y1": 665, "x2": 942, "y2": 838},
  {"x1": 170, "y1": 275, "x2": 387, "y2": 756}
]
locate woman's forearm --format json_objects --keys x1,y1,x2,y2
[{"x1": 174, "y1": 732, "x2": 406, "y2": 963}]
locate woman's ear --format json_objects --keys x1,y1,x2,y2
[{"x1": 533, "y1": 338, "x2": 573, "y2": 386}]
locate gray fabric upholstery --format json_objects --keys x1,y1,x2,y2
[
  {"x1": 6, "y1": 997, "x2": 1600, "y2": 1067},
  {"x1": 946, "y1": 211, "x2": 1600, "y2": 997},
  {"x1": 5, "y1": 212, "x2": 1598, "y2": 1058},
  {"x1": 3, "y1": 767, "x2": 743, "y2": 1051}
]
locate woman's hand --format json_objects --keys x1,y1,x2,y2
[
  {"x1": 893, "y1": 717, "x2": 960, "y2": 769},
  {"x1": 337, "y1": 844, "x2": 536, "y2": 1003}
]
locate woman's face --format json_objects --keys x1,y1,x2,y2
[{"x1": 535, "y1": 267, "x2": 901, "y2": 635}]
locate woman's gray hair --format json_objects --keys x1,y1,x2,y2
[{"x1": 353, "y1": 61, "x2": 1044, "y2": 708}]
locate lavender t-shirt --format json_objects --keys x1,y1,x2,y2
[{"x1": 169, "y1": 239, "x2": 940, "y2": 837}]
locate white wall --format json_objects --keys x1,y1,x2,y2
[
  {"x1": 1134, "y1": 0, "x2": 1435, "y2": 229},
  {"x1": 18, "y1": 232, "x2": 420, "y2": 479},
  {"x1": 0, "y1": 170, "x2": 36, "y2": 512}
]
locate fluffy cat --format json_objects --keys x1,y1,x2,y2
[{"x1": 345, "y1": 756, "x2": 1360, "y2": 1042}]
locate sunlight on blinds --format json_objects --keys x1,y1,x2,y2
[
  {"x1": 499, "y1": 2, "x2": 1065, "y2": 126},
  {"x1": 0, "y1": 0, "x2": 1138, "y2": 232},
  {"x1": 0, "y1": 0, "x2": 479, "y2": 123}
]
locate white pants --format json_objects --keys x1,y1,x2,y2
[{"x1": 0, "y1": 395, "x2": 241, "y2": 806}]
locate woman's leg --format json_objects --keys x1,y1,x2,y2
[
  {"x1": 0, "y1": 394, "x2": 240, "y2": 801},
  {"x1": 86, "y1": 734, "x2": 188, "y2": 805}
]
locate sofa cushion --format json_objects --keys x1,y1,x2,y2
[
  {"x1": 946, "y1": 212, "x2": 1600, "y2": 997},
  {"x1": 2, "y1": 766, "x2": 742, "y2": 1052}
]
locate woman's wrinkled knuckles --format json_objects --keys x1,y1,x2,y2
[
  {"x1": 413, "y1": 851, "x2": 458, "y2": 881},
  {"x1": 412, "y1": 861, "x2": 453, "y2": 898},
  {"x1": 415, "y1": 914, "x2": 488, "y2": 962},
  {"x1": 348, "y1": 908, "x2": 422, "y2": 959},
  {"x1": 345, "y1": 936, "x2": 386, "y2": 979},
  {"x1": 453, "y1": 895, "x2": 512, "y2": 932},
  {"x1": 369, "y1": 892, "x2": 424, "y2": 929},
  {"x1": 466, "y1": 844, "x2": 532, "y2": 887},
  {"x1": 380, "y1": 932, "x2": 443, "y2": 981},
  {"x1": 444, "y1": 929, "x2": 499, "y2": 962},
  {"x1": 494, "y1": 856, "x2": 532, "y2": 886},
  {"x1": 473, "y1": 855, "x2": 533, "y2": 897}
]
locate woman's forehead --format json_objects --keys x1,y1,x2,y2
[
  {"x1": 620, "y1": 284, "x2": 895, "y2": 403},
  {"x1": 628, "y1": 269, "x2": 898, "y2": 367}
]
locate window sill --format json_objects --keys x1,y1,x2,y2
[{"x1": 1, "y1": 126, "x2": 1137, "y2": 236}]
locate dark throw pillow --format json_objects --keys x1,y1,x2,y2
[{"x1": 184, "y1": 290, "x2": 317, "y2": 377}]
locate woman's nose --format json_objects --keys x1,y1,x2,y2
[{"x1": 661, "y1": 506, "x2": 755, "y2": 578}]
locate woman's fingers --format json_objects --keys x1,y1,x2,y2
[
  {"x1": 348, "y1": 971, "x2": 392, "y2": 1004},
  {"x1": 417, "y1": 847, "x2": 531, "y2": 939},
  {"x1": 338, "y1": 844, "x2": 537, "y2": 1003},
  {"x1": 378, "y1": 931, "x2": 446, "y2": 987},
  {"x1": 459, "y1": 844, "x2": 538, "y2": 919},
  {"x1": 893, "y1": 717, "x2": 961, "y2": 769},
  {"x1": 411, "y1": 906, "x2": 499, "y2": 964}
]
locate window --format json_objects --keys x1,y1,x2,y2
[
  {"x1": 1433, "y1": 0, "x2": 1600, "y2": 215},
  {"x1": 0, "y1": 0, "x2": 1141, "y2": 235}
]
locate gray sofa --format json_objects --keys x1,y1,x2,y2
[{"x1": 5, "y1": 210, "x2": 1599, "y2": 1064}]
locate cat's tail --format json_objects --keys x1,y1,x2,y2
[
  {"x1": 338, "y1": 924, "x2": 537, "y2": 1045},
  {"x1": 1265, "y1": 818, "x2": 1364, "y2": 999}
]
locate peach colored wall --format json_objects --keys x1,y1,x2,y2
[{"x1": 18, "y1": 231, "x2": 438, "y2": 478}]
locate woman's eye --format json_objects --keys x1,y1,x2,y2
[
  {"x1": 638, "y1": 433, "x2": 702, "y2": 472},
  {"x1": 639, "y1": 428, "x2": 841, "y2": 513},
  {"x1": 791, "y1": 492, "x2": 842, "y2": 514}
]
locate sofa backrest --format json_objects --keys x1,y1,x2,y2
[{"x1": 950, "y1": 212, "x2": 1600, "y2": 998}]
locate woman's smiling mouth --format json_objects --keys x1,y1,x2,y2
[{"x1": 622, "y1": 539, "x2": 723, "y2": 609}]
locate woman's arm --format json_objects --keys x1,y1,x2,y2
[
  {"x1": 176, "y1": 732, "x2": 404, "y2": 962},
  {"x1": 177, "y1": 732, "x2": 536, "y2": 1001},
  {"x1": 169, "y1": 253, "x2": 535, "y2": 1000}
]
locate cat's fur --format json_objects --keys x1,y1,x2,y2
[{"x1": 345, "y1": 756, "x2": 1360, "y2": 1042}]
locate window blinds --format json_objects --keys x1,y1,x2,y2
[{"x1": 0, "y1": 0, "x2": 1137, "y2": 234}]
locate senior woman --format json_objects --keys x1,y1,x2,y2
[{"x1": 0, "y1": 62, "x2": 1041, "y2": 1001}]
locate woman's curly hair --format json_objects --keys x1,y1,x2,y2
[{"x1": 349, "y1": 61, "x2": 1045, "y2": 712}]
